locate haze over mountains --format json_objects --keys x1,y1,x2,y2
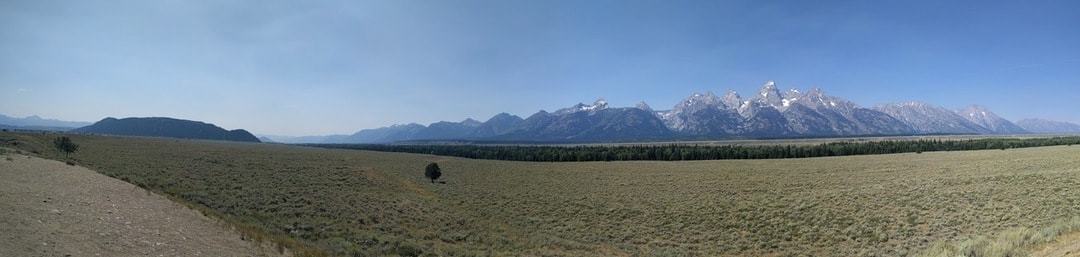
[
  {"x1": 4, "y1": 81, "x2": 1080, "y2": 144},
  {"x1": 1015, "y1": 119, "x2": 1080, "y2": 134},
  {"x1": 0, "y1": 114, "x2": 93, "y2": 131},
  {"x1": 270, "y1": 81, "x2": 1078, "y2": 144}
]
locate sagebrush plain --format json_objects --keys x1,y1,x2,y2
[{"x1": 3, "y1": 132, "x2": 1079, "y2": 256}]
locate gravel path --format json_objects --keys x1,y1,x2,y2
[{"x1": 0, "y1": 153, "x2": 287, "y2": 257}]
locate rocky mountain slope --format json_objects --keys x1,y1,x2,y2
[
  {"x1": 872, "y1": 102, "x2": 993, "y2": 134},
  {"x1": 955, "y1": 105, "x2": 1029, "y2": 134}
]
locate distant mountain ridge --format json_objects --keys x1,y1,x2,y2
[
  {"x1": 72, "y1": 117, "x2": 260, "y2": 142},
  {"x1": 0, "y1": 114, "x2": 92, "y2": 130},
  {"x1": 313, "y1": 81, "x2": 1055, "y2": 144},
  {"x1": 1015, "y1": 119, "x2": 1080, "y2": 134},
  {"x1": 955, "y1": 105, "x2": 1029, "y2": 134},
  {"x1": 872, "y1": 102, "x2": 992, "y2": 134}
]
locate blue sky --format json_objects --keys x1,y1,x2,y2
[{"x1": 2, "y1": 0, "x2": 1077, "y2": 136}]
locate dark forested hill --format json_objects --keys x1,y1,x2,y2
[{"x1": 72, "y1": 117, "x2": 260, "y2": 142}]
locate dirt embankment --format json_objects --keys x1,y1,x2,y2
[
  {"x1": 1030, "y1": 232, "x2": 1080, "y2": 257},
  {"x1": 0, "y1": 153, "x2": 287, "y2": 257}
]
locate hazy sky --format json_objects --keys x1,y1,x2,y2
[{"x1": 2, "y1": 1, "x2": 1078, "y2": 136}]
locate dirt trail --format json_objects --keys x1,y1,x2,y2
[
  {"x1": 0, "y1": 153, "x2": 287, "y2": 257},
  {"x1": 1031, "y1": 231, "x2": 1080, "y2": 257}
]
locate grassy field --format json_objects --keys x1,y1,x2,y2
[{"x1": 3, "y1": 132, "x2": 1080, "y2": 256}]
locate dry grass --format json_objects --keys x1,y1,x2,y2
[
  {"x1": 3, "y1": 132, "x2": 1079, "y2": 256},
  {"x1": 918, "y1": 217, "x2": 1080, "y2": 257}
]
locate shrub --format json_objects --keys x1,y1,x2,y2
[
  {"x1": 53, "y1": 136, "x2": 79, "y2": 158},
  {"x1": 425, "y1": 162, "x2": 442, "y2": 183}
]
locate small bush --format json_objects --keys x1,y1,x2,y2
[
  {"x1": 424, "y1": 162, "x2": 442, "y2": 183},
  {"x1": 391, "y1": 243, "x2": 423, "y2": 257}
]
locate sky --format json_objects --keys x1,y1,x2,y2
[{"x1": 1, "y1": 0, "x2": 1078, "y2": 136}]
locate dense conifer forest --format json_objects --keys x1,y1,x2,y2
[{"x1": 306, "y1": 136, "x2": 1080, "y2": 162}]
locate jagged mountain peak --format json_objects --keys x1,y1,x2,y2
[
  {"x1": 635, "y1": 101, "x2": 654, "y2": 112},
  {"x1": 555, "y1": 98, "x2": 610, "y2": 115},
  {"x1": 800, "y1": 87, "x2": 832, "y2": 105},
  {"x1": 793, "y1": 87, "x2": 860, "y2": 110},
  {"x1": 722, "y1": 90, "x2": 743, "y2": 108},
  {"x1": 758, "y1": 81, "x2": 781, "y2": 98},
  {"x1": 593, "y1": 98, "x2": 608, "y2": 108},
  {"x1": 461, "y1": 118, "x2": 482, "y2": 126},
  {"x1": 680, "y1": 91, "x2": 723, "y2": 108},
  {"x1": 753, "y1": 80, "x2": 785, "y2": 110},
  {"x1": 485, "y1": 112, "x2": 522, "y2": 122},
  {"x1": 723, "y1": 90, "x2": 740, "y2": 98}
]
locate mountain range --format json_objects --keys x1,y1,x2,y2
[
  {"x1": 5, "y1": 81, "x2": 1079, "y2": 144},
  {"x1": 303, "y1": 81, "x2": 1077, "y2": 144},
  {"x1": 0, "y1": 114, "x2": 93, "y2": 131},
  {"x1": 1015, "y1": 119, "x2": 1080, "y2": 134}
]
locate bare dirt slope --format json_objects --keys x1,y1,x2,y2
[
  {"x1": 1031, "y1": 231, "x2": 1080, "y2": 257},
  {"x1": 0, "y1": 153, "x2": 287, "y2": 257}
]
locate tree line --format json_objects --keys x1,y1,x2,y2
[{"x1": 305, "y1": 136, "x2": 1080, "y2": 162}]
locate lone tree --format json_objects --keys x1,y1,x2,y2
[
  {"x1": 424, "y1": 162, "x2": 442, "y2": 183},
  {"x1": 53, "y1": 136, "x2": 79, "y2": 159}
]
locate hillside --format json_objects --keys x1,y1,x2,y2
[{"x1": 72, "y1": 117, "x2": 260, "y2": 142}]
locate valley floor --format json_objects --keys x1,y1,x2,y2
[{"x1": 4, "y1": 132, "x2": 1080, "y2": 256}]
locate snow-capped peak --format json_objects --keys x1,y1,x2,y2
[
  {"x1": 588, "y1": 98, "x2": 609, "y2": 110},
  {"x1": 556, "y1": 98, "x2": 609, "y2": 114},
  {"x1": 722, "y1": 90, "x2": 742, "y2": 108},
  {"x1": 635, "y1": 101, "x2": 653, "y2": 111},
  {"x1": 684, "y1": 92, "x2": 719, "y2": 105},
  {"x1": 759, "y1": 81, "x2": 778, "y2": 98},
  {"x1": 755, "y1": 80, "x2": 785, "y2": 109}
]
